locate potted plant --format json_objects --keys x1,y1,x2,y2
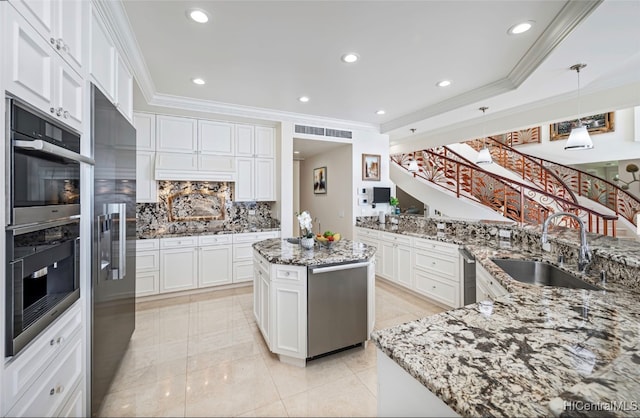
[
  {"x1": 297, "y1": 210, "x2": 315, "y2": 249},
  {"x1": 390, "y1": 196, "x2": 400, "y2": 215}
]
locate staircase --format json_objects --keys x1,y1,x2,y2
[
  {"x1": 465, "y1": 137, "x2": 640, "y2": 238},
  {"x1": 391, "y1": 148, "x2": 619, "y2": 237}
]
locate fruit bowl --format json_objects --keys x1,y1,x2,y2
[{"x1": 315, "y1": 233, "x2": 341, "y2": 248}]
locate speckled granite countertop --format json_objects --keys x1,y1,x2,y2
[
  {"x1": 137, "y1": 226, "x2": 280, "y2": 240},
  {"x1": 253, "y1": 238, "x2": 376, "y2": 267},
  {"x1": 360, "y1": 219, "x2": 640, "y2": 417}
]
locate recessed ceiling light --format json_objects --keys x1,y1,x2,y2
[
  {"x1": 436, "y1": 80, "x2": 451, "y2": 87},
  {"x1": 294, "y1": 151, "x2": 300, "y2": 154},
  {"x1": 192, "y1": 78, "x2": 205, "y2": 85},
  {"x1": 341, "y1": 53, "x2": 359, "y2": 63},
  {"x1": 187, "y1": 8, "x2": 210, "y2": 23},
  {"x1": 507, "y1": 21, "x2": 534, "y2": 35},
  {"x1": 298, "y1": 96, "x2": 310, "y2": 103},
  {"x1": 376, "y1": 110, "x2": 386, "y2": 115}
]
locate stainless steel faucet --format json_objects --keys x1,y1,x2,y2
[{"x1": 541, "y1": 212, "x2": 593, "y2": 272}]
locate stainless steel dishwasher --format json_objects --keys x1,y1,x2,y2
[
  {"x1": 459, "y1": 248, "x2": 476, "y2": 305},
  {"x1": 307, "y1": 262, "x2": 369, "y2": 358}
]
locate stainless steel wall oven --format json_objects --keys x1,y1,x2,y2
[
  {"x1": 6, "y1": 219, "x2": 80, "y2": 356},
  {"x1": 5, "y1": 98, "x2": 90, "y2": 227}
]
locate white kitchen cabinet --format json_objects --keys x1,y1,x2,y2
[
  {"x1": 90, "y1": 8, "x2": 116, "y2": 102},
  {"x1": 259, "y1": 270, "x2": 271, "y2": 343},
  {"x1": 134, "y1": 113, "x2": 158, "y2": 202},
  {"x1": 236, "y1": 125, "x2": 275, "y2": 158},
  {"x1": 156, "y1": 115, "x2": 197, "y2": 153},
  {"x1": 379, "y1": 232, "x2": 412, "y2": 288},
  {"x1": 160, "y1": 237, "x2": 198, "y2": 293},
  {"x1": 58, "y1": 379, "x2": 85, "y2": 417},
  {"x1": 133, "y1": 112, "x2": 156, "y2": 151},
  {"x1": 356, "y1": 228, "x2": 381, "y2": 276},
  {"x1": 235, "y1": 157, "x2": 275, "y2": 202},
  {"x1": 233, "y1": 231, "x2": 280, "y2": 283},
  {"x1": 476, "y1": 262, "x2": 508, "y2": 301},
  {"x1": 4, "y1": 6, "x2": 83, "y2": 132},
  {"x1": 115, "y1": 54, "x2": 133, "y2": 120},
  {"x1": 199, "y1": 120, "x2": 234, "y2": 155},
  {"x1": 368, "y1": 260, "x2": 376, "y2": 335},
  {"x1": 9, "y1": 0, "x2": 84, "y2": 73},
  {"x1": 136, "y1": 239, "x2": 160, "y2": 297},
  {"x1": 270, "y1": 264, "x2": 307, "y2": 362},
  {"x1": 413, "y1": 238, "x2": 461, "y2": 308},
  {"x1": 198, "y1": 235, "x2": 233, "y2": 288}
]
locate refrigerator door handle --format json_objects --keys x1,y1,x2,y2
[
  {"x1": 96, "y1": 214, "x2": 112, "y2": 281},
  {"x1": 107, "y1": 203, "x2": 127, "y2": 280}
]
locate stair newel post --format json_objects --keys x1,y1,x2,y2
[
  {"x1": 503, "y1": 185, "x2": 508, "y2": 218},
  {"x1": 578, "y1": 172, "x2": 582, "y2": 196},
  {"x1": 519, "y1": 188, "x2": 525, "y2": 224},
  {"x1": 612, "y1": 219, "x2": 617, "y2": 238}
]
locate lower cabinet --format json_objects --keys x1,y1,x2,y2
[
  {"x1": 160, "y1": 238, "x2": 198, "y2": 293},
  {"x1": 270, "y1": 264, "x2": 307, "y2": 360},
  {"x1": 233, "y1": 231, "x2": 280, "y2": 283},
  {"x1": 378, "y1": 232, "x2": 412, "y2": 287},
  {"x1": 3, "y1": 302, "x2": 85, "y2": 417},
  {"x1": 198, "y1": 235, "x2": 233, "y2": 287},
  {"x1": 136, "y1": 239, "x2": 160, "y2": 297}
]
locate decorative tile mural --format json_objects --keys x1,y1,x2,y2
[{"x1": 136, "y1": 181, "x2": 278, "y2": 234}]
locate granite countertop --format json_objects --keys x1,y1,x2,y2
[
  {"x1": 137, "y1": 226, "x2": 281, "y2": 240},
  {"x1": 361, "y1": 221, "x2": 640, "y2": 417},
  {"x1": 253, "y1": 238, "x2": 376, "y2": 267}
]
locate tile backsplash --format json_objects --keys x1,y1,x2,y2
[{"x1": 136, "y1": 181, "x2": 278, "y2": 234}]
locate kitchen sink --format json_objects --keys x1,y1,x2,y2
[{"x1": 490, "y1": 258, "x2": 601, "y2": 291}]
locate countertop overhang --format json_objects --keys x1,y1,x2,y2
[{"x1": 253, "y1": 238, "x2": 376, "y2": 267}]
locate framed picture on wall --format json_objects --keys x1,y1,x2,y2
[
  {"x1": 362, "y1": 154, "x2": 381, "y2": 181},
  {"x1": 314, "y1": 166, "x2": 327, "y2": 194},
  {"x1": 550, "y1": 112, "x2": 615, "y2": 141}
]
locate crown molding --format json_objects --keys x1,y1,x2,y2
[
  {"x1": 149, "y1": 93, "x2": 380, "y2": 132},
  {"x1": 93, "y1": 0, "x2": 156, "y2": 103},
  {"x1": 381, "y1": 0, "x2": 603, "y2": 134}
]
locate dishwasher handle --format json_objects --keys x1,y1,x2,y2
[{"x1": 309, "y1": 261, "x2": 370, "y2": 274}]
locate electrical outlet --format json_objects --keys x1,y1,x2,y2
[
  {"x1": 358, "y1": 197, "x2": 368, "y2": 206},
  {"x1": 498, "y1": 229, "x2": 511, "y2": 238},
  {"x1": 437, "y1": 223, "x2": 445, "y2": 230},
  {"x1": 248, "y1": 210, "x2": 256, "y2": 215}
]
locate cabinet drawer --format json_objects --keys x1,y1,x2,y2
[
  {"x1": 380, "y1": 232, "x2": 411, "y2": 246},
  {"x1": 477, "y1": 263, "x2": 508, "y2": 299},
  {"x1": 413, "y1": 238, "x2": 458, "y2": 256},
  {"x1": 3, "y1": 302, "x2": 81, "y2": 408},
  {"x1": 160, "y1": 236, "x2": 197, "y2": 249},
  {"x1": 7, "y1": 334, "x2": 83, "y2": 418},
  {"x1": 136, "y1": 271, "x2": 160, "y2": 297},
  {"x1": 233, "y1": 242, "x2": 254, "y2": 262},
  {"x1": 198, "y1": 234, "x2": 232, "y2": 246},
  {"x1": 254, "y1": 253, "x2": 270, "y2": 275},
  {"x1": 233, "y1": 231, "x2": 279, "y2": 243},
  {"x1": 356, "y1": 227, "x2": 380, "y2": 239},
  {"x1": 273, "y1": 265, "x2": 305, "y2": 283},
  {"x1": 414, "y1": 270, "x2": 459, "y2": 308},
  {"x1": 414, "y1": 250, "x2": 457, "y2": 281},
  {"x1": 136, "y1": 251, "x2": 159, "y2": 272},
  {"x1": 136, "y1": 239, "x2": 159, "y2": 251}
]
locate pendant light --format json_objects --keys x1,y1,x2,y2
[
  {"x1": 565, "y1": 63, "x2": 593, "y2": 150},
  {"x1": 408, "y1": 152, "x2": 419, "y2": 172},
  {"x1": 476, "y1": 106, "x2": 492, "y2": 164}
]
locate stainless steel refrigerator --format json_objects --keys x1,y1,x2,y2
[{"x1": 90, "y1": 84, "x2": 136, "y2": 415}]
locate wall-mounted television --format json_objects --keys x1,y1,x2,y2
[{"x1": 372, "y1": 187, "x2": 391, "y2": 203}]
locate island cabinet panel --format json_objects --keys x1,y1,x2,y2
[
  {"x1": 271, "y1": 283, "x2": 307, "y2": 359},
  {"x1": 476, "y1": 262, "x2": 508, "y2": 301},
  {"x1": 414, "y1": 270, "x2": 458, "y2": 308}
]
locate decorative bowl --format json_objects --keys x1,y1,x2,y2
[{"x1": 315, "y1": 233, "x2": 341, "y2": 248}]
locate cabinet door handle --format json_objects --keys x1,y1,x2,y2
[
  {"x1": 56, "y1": 107, "x2": 63, "y2": 116},
  {"x1": 432, "y1": 285, "x2": 436, "y2": 289},
  {"x1": 50, "y1": 339, "x2": 56, "y2": 346},
  {"x1": 50, "y1": 387, "x2": 55, "y2": 396},
  {"x1": 50, "y1": 107, "x2": 55, "y2": 114},
  {"x1": 63, "y1": 110, "x2": 70, "y2": 119}
]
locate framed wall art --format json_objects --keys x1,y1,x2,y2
[
  {"x1": 313, "y1": 166, "x2": 327, "y2": 194},
  {"x1": 362, "y1": 154, "x2": 381, "y2": 181},
  {"x1": 550, "y1": 112, "x2": 615, "y2": 141}
]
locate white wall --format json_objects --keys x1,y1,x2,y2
[
  {"x1": 292, "y1": 160, "x2": 300, "y2": 233},
  {"x1": 300, "y1": 144, "x2": 352, "y2": 239},
  {"x1": 617, "y1": 158, "x2": 640, "y2": 198}
]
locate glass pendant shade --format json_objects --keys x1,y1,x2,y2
[
  {"x1": 476, "y1": 146, "x2": 493, "y2": 164},
  {"x1": 565, "y1": 124, "x2": 593, "y2": 150},
  {"x1": 408, "y1": 160, "x2": 419, "y2": 172}
]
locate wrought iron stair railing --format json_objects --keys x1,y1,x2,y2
[
  {"x1": 392, "y1": 149, "x2": 618, "y2": 236},
  {"x1": 463, "y1": 138, "x2": 578, "y2": 204},
  {"x1": 466, "y1": 136, "x2": 640, "y2": 228}
]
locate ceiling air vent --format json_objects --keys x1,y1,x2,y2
[
  {"x1": 295, "y1": 125, "x2": 325, "y2": 136},
  {"x1": 325, "y1": 128, "x2": 352, "y2": 139},
  {"x1": 294, "y1": 124, "x2": 352, "y2": 139}
]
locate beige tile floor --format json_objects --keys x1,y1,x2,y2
[{"x1": 98, "y1": 280, "x2": 445, "y2": 417}]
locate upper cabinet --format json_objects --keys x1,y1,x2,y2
[
  {"x1": 134, "y1": 113, "x2": 156, "y2": 151},
  {"x1": 199, "y1": 120, "x2": 234, "y2": 155},
  {"x1": 156, "y1": 115, "x2": 198, "y2": 153},
  {"x1": 4, "y1": 5, "x2": 83, "y2": 132},
  {"x1": 90, "y1": 5, "x2": 133, "y2": 121},
  {"x1": 8, "y1": 0, "x2": 84, "y2": 74},
  {"x1": 235, "y1": 124, "x2": 275, "y2": 158}
]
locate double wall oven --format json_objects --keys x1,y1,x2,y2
[{"x1": 5, "y1": 98, "x2": 91, "y2": 356}]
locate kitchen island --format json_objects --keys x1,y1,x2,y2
[
  {"x1": 358, "y1": 215, "x2": 640, "y2": 417},
  {"x1": 252, "y1": 238, "x2": 376, "y2": 367}
]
